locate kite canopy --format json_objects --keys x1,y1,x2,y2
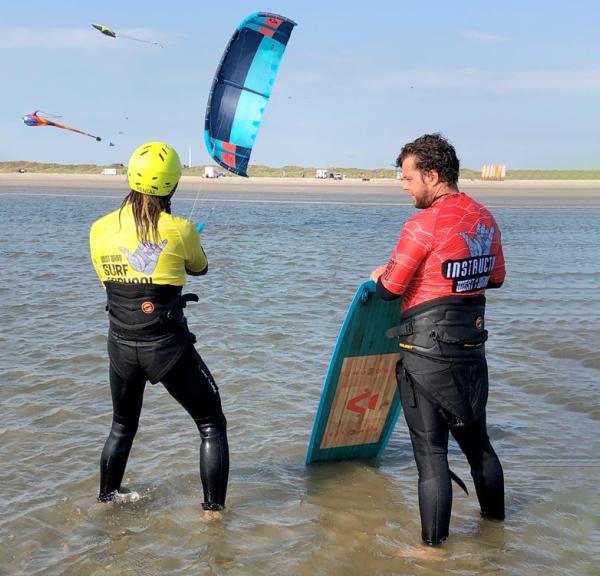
[
  {"x1": 92, "y1": 24, "x2": 116, "y2": 38},
  {"x1": 204, "y1": 12, "x2": 296, "y2": 177}
]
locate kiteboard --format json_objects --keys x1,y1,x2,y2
[{"x1": 306, "y1": 280, "x2": 403, "y2": 464}]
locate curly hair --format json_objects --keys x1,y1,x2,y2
[{"x1": 396, "y1": 133, "x2": 460, "y2": 185}]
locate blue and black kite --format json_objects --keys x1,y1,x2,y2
[{"x1": 204, "y1": 12, "x2": 296, "y2": 177}]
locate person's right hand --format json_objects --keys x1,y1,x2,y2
[{"x1": 370, "y1": 265, "x2": 387, "y2": 282}]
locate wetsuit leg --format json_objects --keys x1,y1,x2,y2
[
  {"x1": 99, "y1": 364, "x2": 146, "y2": 501},
  {"x1": 399, "y1": 373, "x2": 452, "y2": 545},
  {"x1": 161, "y1": 344, "x2": 229, "y2": 510},
  {"x1": 451, "y1": 418, "x2": 505, "y2": 520}
]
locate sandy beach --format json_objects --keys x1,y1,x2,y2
[{"x1": 1, "y1": 172, "x2": 600, "y2": 200}]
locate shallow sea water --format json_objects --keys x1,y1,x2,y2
[{"x1": 0, "y1": 185, "x2": 599, "y2": 575}]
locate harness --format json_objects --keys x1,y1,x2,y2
[
  {"x1": 104, "y1": 281, "x2": 199, "y2": 340},
  {"x1": 386, "y1": 295, "x2": 488, "y2": 358}
]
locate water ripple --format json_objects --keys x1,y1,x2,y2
[{"x1": 0, "y1": 192, "x2": 598, "y2": 575}]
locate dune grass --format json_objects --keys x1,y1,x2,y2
[
  {"x1": 505, "y1": 169, "x2": 600, "y2": 180},
  {"x1": 1, "y1": 161, "x2": 599, "y2": 180},
  {"x1": 0, "y1": 161, "x2": 126, "y2": 174}
]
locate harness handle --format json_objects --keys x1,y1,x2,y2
[{"x1": 181, "y1": 293, "x2": 199, "y2": 308}]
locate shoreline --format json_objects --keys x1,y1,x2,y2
[{"x1": 1, "y1": 173, "x2": 599, "y2": 200}]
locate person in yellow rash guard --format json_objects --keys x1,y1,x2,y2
[
  {"x1": 89, "y1": 142, "x2": 228, "y2": 519},
  {"x1": 91, "y1": 201, "x2": 207, "y2": 285}
]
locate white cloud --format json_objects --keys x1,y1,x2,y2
[
  {"x1": 418, "y1": 67, "x2": 600, "y2": 94},
  {"x1": 0, "y1": 26, "x2": 177, "y2": 49},
  {"x1": 316, "y1": 66, "x2": 600, "y2": 95},
  {"x1": 462, "y1": 29, "x2": 511, "y2": 43}
]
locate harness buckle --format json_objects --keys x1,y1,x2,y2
[{"x1": 385, "y1": 319, "x2": 413, "y2": 339}]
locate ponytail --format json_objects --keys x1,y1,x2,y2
[{"x1": 119, "y1": 190, "x2": 171, "y2": 242}]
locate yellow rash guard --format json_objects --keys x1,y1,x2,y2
[{"x1": 90, "y1": 204, "x2": 207, "y2": 286}]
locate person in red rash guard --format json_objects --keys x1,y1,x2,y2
[{"x1": 371, "y1": 134, "x2": 505, "y2": 552}]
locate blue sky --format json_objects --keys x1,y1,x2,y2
[{"x1": 2, "y1": 0, "x2": 599, "y2": 169}]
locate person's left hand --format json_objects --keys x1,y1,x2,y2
[{"x1": 370, "y1": 265, "x2": 386, "y2": 282}]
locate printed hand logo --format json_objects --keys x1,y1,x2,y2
[
  {"x1": 119, "y1": 239, "x2": 167, "y2": 275},
  {"x1": 460, "y1": 223, "x2": 494, "y2": 257}
]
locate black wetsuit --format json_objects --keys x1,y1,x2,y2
[
  {"x1": 98, "y1": 282, "x2": 229, "y2": 510},
  {"x1": 378, "y1": 288, "x2": 505, "y2": 544}
]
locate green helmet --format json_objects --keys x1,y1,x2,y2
[{"x1": 127, "y1": 141, "x2": 182, "y2": 196}]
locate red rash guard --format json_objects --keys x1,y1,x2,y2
[{"x1": 381, "y1": 192, "x2": 505, "y2": 312}]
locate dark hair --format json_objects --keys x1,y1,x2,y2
[
  {"x1": 119, "y1": 189, "x2": 172, "y2": 242},
  {"x1": 396, "y1": 133, "x2": 460, "y2": 185}
]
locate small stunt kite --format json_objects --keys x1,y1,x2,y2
[
  {"x1": 92, "y1": 24, "x2": 164, "y2": 48},
  {"x1": 22, "y1": 111, "x2": 102, "y2": 142}
]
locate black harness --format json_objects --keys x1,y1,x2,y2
[
  {"x1": 387, "y1": 295, "x2": 488, "y2": 358},
  {"x1": 104, "y1": 281, "x2": 199, "y2": 340},
  {"x1": 392, "y1": 296, "x2": 490, "y2": 427},
  {"x1": 103, "y1": 281, "x2": 200, "y2": 383}
]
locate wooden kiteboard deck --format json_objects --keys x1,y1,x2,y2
[{"x1": 306, "y1": 280, "x2": 403, "y2": 464}]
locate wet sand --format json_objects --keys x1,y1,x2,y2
[{"x1": 1, "y1": 172, "x2": 599, "y2": 201}]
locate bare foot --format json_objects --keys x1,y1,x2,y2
[
  {"x1": 396, "y1": 546, "x2": 446, "y2": 561},
  {"x1": 98, "y1": 490, "x2": 140, "y2": 504},
  {"x1": 202, "y1": 510, "x2": 224, "y2": 522},
  {"x1": 113, "y1": 491, "x2": 140, "y2": 504}
]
